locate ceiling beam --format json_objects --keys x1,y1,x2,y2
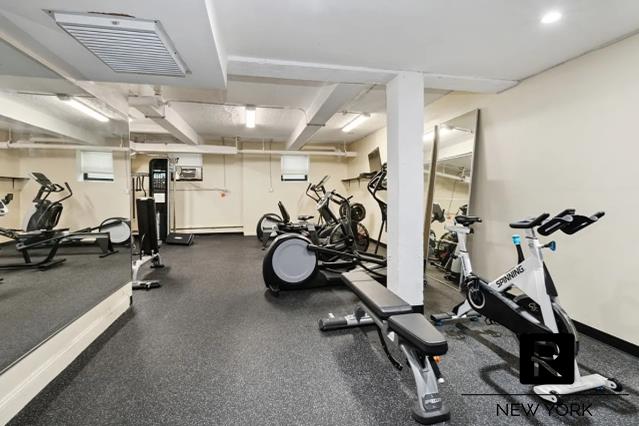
[
  {"x1": 422, "y1": 74, "x2": 516, "y2": 93},
  {"x1": 228, "y1": 56, "x2": 517, "y2": 93},
  {"x1": 129, "y1": 96, "x2": 203, "y2": 145},
  {"x1": 0, "y1": 19, "x2": 130, "y2": 118},
  {"x1": 204, "y1": 0, "x2": 228, "y2": 87},
  {"x1": 286, "y1": 83, "x2": 367, "y2": 150},
  {"x1": 228, "y1": 56, "x2": 395, "y2": 85},
  {"x1": 0, "y1": 92, "x2": 104, "y2": 145}
]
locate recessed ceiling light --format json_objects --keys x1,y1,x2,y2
[
  {"x1": 541, "y1": 10, "x2": 562, "y2": 24},
  {"x1": 245, "y1": 105, "x2": 256, "y2": 128},
  {"x1": 58, "y1": 95, "x2": 109, "y2": 122},
  {"x1": 342, "y1": 113, "x2": 370, "y2": 133}
]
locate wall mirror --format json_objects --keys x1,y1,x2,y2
[
  {"x1": 423, "y1": 109, "x2": 479, "y2": 289},
  {"x1": 0, "y1": 39, "x2": 130, "y2": 373}
]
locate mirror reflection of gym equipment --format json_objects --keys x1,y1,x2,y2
[{"x1": 424, "y1": 110, "x2": 479, "y2": 290}]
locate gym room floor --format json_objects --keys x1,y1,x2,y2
[
  {"x1": 9, "y1": 235, "x2": 639, "y2": 425},
  {"x1": 0, "y1": 246, "x2": 129, "y2": 372}
]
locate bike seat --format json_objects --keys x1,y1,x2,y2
[
  {"x1": 297, "y1": 215, "x2": 314, "y2": 221},
  {"x1": 509, "y1": 213, "x2": 549, "y2": 229},
  {"x1": 455, "y1": 215, "x2": 482, "y2": 226}
]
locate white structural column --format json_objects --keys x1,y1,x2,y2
[{"x1": 386, "y1": 72, "x2": 425, "y2": 306}]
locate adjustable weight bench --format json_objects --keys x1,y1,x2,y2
[{"x1": 319, "y1": 268, "x2": 450, "y2": 424}]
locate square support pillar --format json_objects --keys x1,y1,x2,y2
[{"x1": 386, "y1": 72, "x2": 425, "y2": 306}]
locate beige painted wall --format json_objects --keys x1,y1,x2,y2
[
  {"x1": 346, "y1": 33, "x2": 639, "y2": 345},
  {"x1": 429, "y1": 177, "x2": 470, "y2": 238},
  {"x1": 242, "y1": 149, "x2": 349, "y2": 235},
  {"x1": 0, "y1": 150, "x2": 24, "y2": 234},
  {"x1": 132, "y1": 153, "x2": 243, "y2": 232},
  {"x1": 6, "y1": 149, "x2": 130, "y2": 231},
  {"x1": 132, "y1": 143, "x2": 350, "y2": 235}
]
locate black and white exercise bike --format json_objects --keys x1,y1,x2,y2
[{"x1": 431, "y1": 209, "x2": 622, "y2": 404}]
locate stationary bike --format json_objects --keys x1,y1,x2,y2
[{"x1": 431, "y1": 209, "x2": 622, "y2": 404}]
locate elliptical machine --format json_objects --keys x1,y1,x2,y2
[
  {"x1": 367, "y1": 163, "x2": 387, "y2": 254},
  {"x1": 431, "y1": 209, "x2": 623, "y2": 404},
  {"x1": 262, "y1": 190, "x2": 383, "y2": 292},
  {"x1": 256, "y1": 176, "x2": 331, "y2": 247},
  {"x1": 22, "y1": 172, "x2": 70, "y2": 232}
]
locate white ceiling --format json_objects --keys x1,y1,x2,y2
[
  {"x1": 0, "y1": 0, "x2": 226, "y2": 88},
  {"x1": 1, "y1": 1, "x2": 639, "y2": 146},
  {"x1": 128, "y1": 82, "x2": 448, "y2": 143},
  {"x1": 216, "y1": 0, "x2": 639, "y2": 81}
]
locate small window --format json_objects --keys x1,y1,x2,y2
[
  {"x1": 77, "y1": 151, "x2": 114, "y2": 182},
  {"x1": 281, "y1": 155, "x2": 309, "y2": 181}
]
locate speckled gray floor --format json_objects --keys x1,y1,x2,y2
[
  {"x1": 8, "y1": 235, "x2": 639, "y2": 425},
  {"x1": 0, "y1": 244, "x2": 130, "y2": 372}
]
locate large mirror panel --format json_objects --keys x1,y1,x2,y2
[
  {"x1": 424, "y1": 110, "x2": 478, "y2": 289},
  {"x1": 0, "y1": 40, "x2": 130, "y2": 372}
]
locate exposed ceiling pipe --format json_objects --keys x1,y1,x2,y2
[
  {"x1": 0, "y1": 141, "x2": 128, "y2": 152},
  {"x1": 240, "y1": 149, "x2": 356, "y2": 158},
  {"x1": 0, "y1": 140, "x2": 356, "y2": 158},
  {"x1": 130, "y1": 142, "x2": 236, "y2": 155}
]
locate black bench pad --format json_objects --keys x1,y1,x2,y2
[
  {"x1": 389, "y1": 314, "x2": 448, "y2": 356},
  {"x1": 348, "y1": 280, "x2": 413, "y2": 319}
]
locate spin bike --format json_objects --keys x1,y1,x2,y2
[{"x1": 431, "y1": 209, "x2": 622, "y2": 404}]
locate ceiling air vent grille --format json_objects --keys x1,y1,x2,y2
[{"x1": 50, "y1": 11, "x2": 189, "y2": 77}]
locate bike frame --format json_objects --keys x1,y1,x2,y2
[{"x1": 447, "y1": 224, "x2": 559, "y2": 332}]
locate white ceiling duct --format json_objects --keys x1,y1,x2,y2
[{"x1": 49, "y1": 11, "x2": 189, "y2": 77}]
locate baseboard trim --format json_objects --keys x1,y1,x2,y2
[
  {"x1": 574, "y1": 320, "x2": 639, "y2": 358},
  {"x1": 178, "y1": 227, "x2": 243, "y2": 234},
  {"x1": 0, "y1": 283, "x2": 132, "y2": 425}
]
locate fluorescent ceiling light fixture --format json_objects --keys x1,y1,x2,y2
[
  {"x1": 49, "y1": 11, "x2": 189, "y2": 77},
  {"x1": 541, "y1": 10, "x2": 562, "y2": 24},
  {"x1": 342, "y1": 113, "x2": 370, "y2": 133},
  {"x1": 245, "y1": 105, "x2": 256, "y2": 128},
  {"x1": 58, "y1": 96, "x2": 109, "y2": 122}
]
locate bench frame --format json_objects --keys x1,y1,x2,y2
[{"x1": 319, "y1": 270, "x2": 450, "y2": 424}]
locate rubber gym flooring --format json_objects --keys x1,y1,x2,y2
[
  {"x1": 10, "y1": 235, "x2": 639, "y2": 425},
  {"x1": 0, "y1": 244, "x2": 130, "y2": 372}
]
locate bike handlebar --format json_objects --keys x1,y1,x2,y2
[{"x1": 511, "y1": 209, "x2": 604, "y2": 236}]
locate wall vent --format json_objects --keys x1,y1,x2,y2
[{"x1": 49, "y1": 11, "x2": 189, "y2": 77}]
